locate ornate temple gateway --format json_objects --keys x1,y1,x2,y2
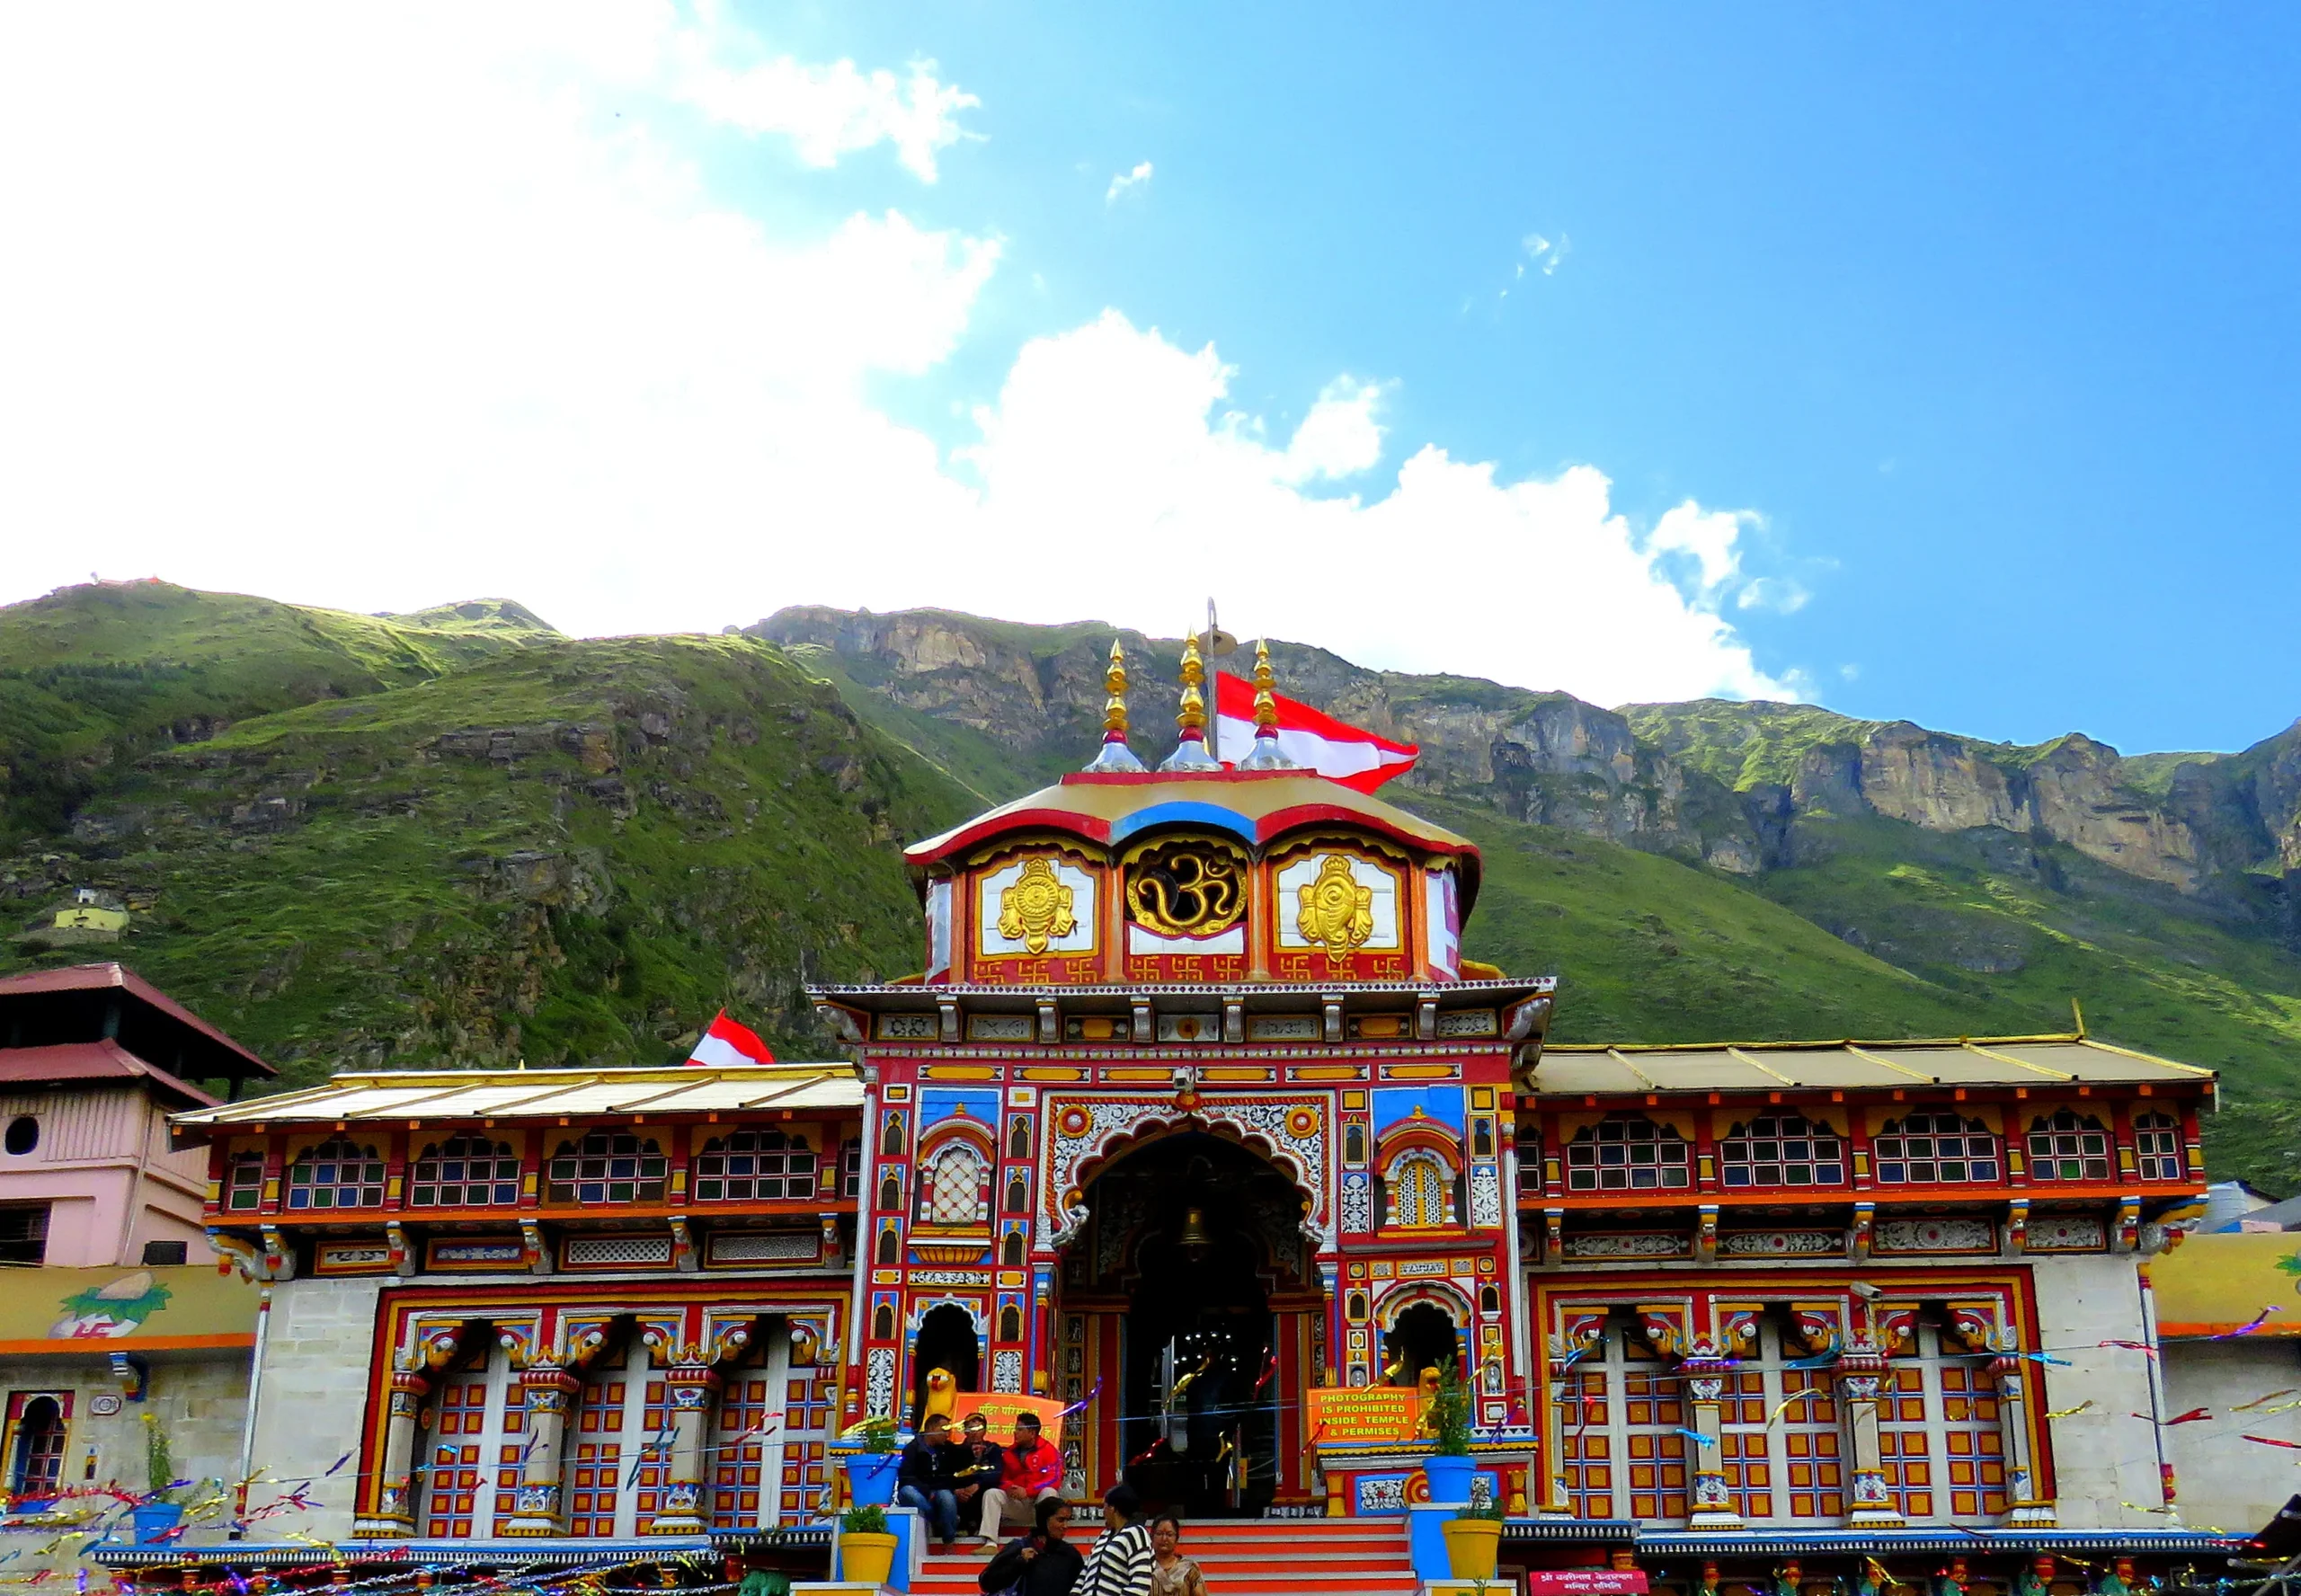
[{"x1": 149, "y1": 645, "x2": 2236, "y2": 1589}]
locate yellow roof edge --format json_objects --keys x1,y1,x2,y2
[
  {"x1": 2071, "y1": 1037, "x2": 2220, "y2": 1078},
  {"x1": 1960, "y1": 1040, "x2": 2076, "y2": 1081},
  {"x1": 1543, "y1": 1032, "x2": 2088, "y2": 1054},
  {"x1": 1723, "y1": 1046, "x2": 1799, "y2": 1087},
  {"x1": 173, "y1": 1061, "x2": 862, "y2": 1124}
]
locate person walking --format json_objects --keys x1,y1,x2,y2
[
  {"x1": 1147, "y1": 1516, "x2": 1208, "y2": 1596},
  {"x1": 897, "y1": 1413, "x2": 962, "y2": 1549},
  {"x1": 1075, "y1": 1483, "x2": 1156, "y2": 1596},
  {"x1": 979, "y1": 1411, "x2": 1064, "y2": 1549},
  {"x1": 979, "y1": 1495, "x2": 1084, "y2": 1596},
  {"x1": 952, "y1": 1412, "x2": 1007, "y2": 1542}
]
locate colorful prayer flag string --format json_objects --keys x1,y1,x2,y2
[
  {"x1": 2234, "y1": 1388, "x2": 2301, "y2": 1412},
  {"x1": 2208, "y1": 1307, "x2": 2284, "y2": 1341},
  {"x1": 2043, "y1": 1400, "x2": 2094, "y2": 1420}
]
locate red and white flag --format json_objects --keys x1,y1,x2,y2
[
  {"x1": 688, "y1": 1010, "x2": 777, "y2": 1068},
  {"x1": 1213, "y1": 673, "x2": 1417, "y2": 793}
]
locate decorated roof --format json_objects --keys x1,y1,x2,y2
[
  {"x1": 903, "y1": 769, "x2": 1482, "y2": 906},
  {"x1": 0, "y1": 1264, "x2": 261, "y2": 1355},
  {"x1": 2147, "y1": 1232, "x2": 2301, "y2": 1338},
  {"x1": 1526, "y1": 1034, "x2": 2216, "y2": 1095},
  {"x1": 169, "y1": 1060, "x2": 863, "y2": 1141},
  {"x1": 0, "y1": 1039, "x2": 219, "y2": 1109}
]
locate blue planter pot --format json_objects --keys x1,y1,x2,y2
[
  {"x1": 131, "y1": 1503, "x2": 183, "y2": 1546},
  {"x1": 1423, "y1": 1453, "x2": 1476, "y2": 1506},
  {"x1": 846, "y1": 1451, "x2": 900, "y2": 1507}
]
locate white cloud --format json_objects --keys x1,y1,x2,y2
[
  {"x1": 1106, "y1": 161, "x2": 1154, "y2": 204},
  {"x1": 1736, "y1": 576, "x2": 1811, "y2": 615},
  {"x1": 675, "y1": 50, "x2": 979, "y2": 182},
  {"x1": 0, "y1": 7, "x2": 1794, "y2": 709}
]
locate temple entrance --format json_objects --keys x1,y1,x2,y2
[{"x1": 1053, "y1": 1130, "x2": 1324, "y2": 1518}]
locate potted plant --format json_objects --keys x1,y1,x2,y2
[
  {"x1": 842, "y1": 1415, "x2": 902, "y2": 1508},
  {"x1": 1444, "y1": 1499, "x2": 1506, "y2": 1581},
  {"x1": 1420, "y1": 1357, "x2": 1476, "y2": 1505},
  {"x1": 131, "y1": 1414, "x2": 183, "y2": 1547},
  {"x1": 839, "y1": 1503, "x2": 899, "y2": 1587}
]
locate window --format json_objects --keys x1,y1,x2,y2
[
  {"x1": 1877, "y1": 1317, "x2": 2006, "y2": 1521},
  {"x1": 225, "y1": 1152, "x2": 264, "y2": 1212},
  {"x1": 2135, "y1": 1113, "x2": 2185, "y2": 1181},
  {"x1": 1714, "y1": 1319, "x2": 1843, "y2": 1521},
  {"x1": 712, "y1": 1334, "x2": 832, "y2": 1530},
  {"x1": 1565, "y1": 1117, "x2": 1690, "y2": 1192},
  {"x1": 1874, "y1": 1112, "x2": 1998, "y2": 1184},
  {"x1": 0, "y1": 1207, "x2": 48, "y2": 1264},
  {"x1": 840, "y1": 1139, "x2": 862, "y2": 1197},
  {"x1": 1471, "y1": 1118, "x2": 1495, "y2": 1158},
  {"x1": 7, "y1": 1394, "x2": 68, "y2": 1498},
  {"x1": 918, "y1": 1139, "x2": 990, "y2": 1227},
  {"x1": 1008, "y1": 1118, "x2": 1032, "y2": 1161},
  {"x1": 999, "y1": 1304, "x2": 1023, "y2": 1341},
  {"x1": 882, "y1": 1113, "x2": 907, "y2": 1157},
  {"x1": 875, "y1": 1228, "x2": 899, "y2": 1266},
  {"x1": 1386, "y1": 1151, "x2": 1454, "y2": 1228},
  {"x1": 1552, "y1": 1321, "x2": 1689, "y2": 1522},
  {"x1": 694, "y1": 1130, "x2": 816, "y2": 1201},
  {"x1": 286, "y1": 1139, "x2": 386, "y2": 1210},
  {"x1": 2025, "y1": 1111, "x2": 2110, "y2": 1182},
  {"x1": 566, "y1": 1346, "x2": 673, "y2": 1537},
  {"x1": 1720, "y1": 1115, "x2": 1846, "y2": 1188},
  {"x1": 411, "y1": 1136, "x2": 521, "y2": 1207},
  {"x1": 1344, "y1": 1123, "x2": 1368, "y2": 1166},
  {"x1": 1001, "y1": 1230, "x2": 1026, "y2": 1267},
  {"x1": 546, "y1": 1132, "x2": 667, "y2": 1204},
  {"x1": 1004, "y1": 1173, "x2": 1029, "y2": 1213},
  {"x1": 4, "y1": 1117, "x2": 38, "y2": 1157}
]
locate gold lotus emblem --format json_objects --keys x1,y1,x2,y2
[
  {"x1": 1296, "y1": 854, "x2": 1374, "y2": 962},
  {"x1": 997, "y1": 857, "x2": 1076, "y2": 955}
]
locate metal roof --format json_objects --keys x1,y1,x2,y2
[
  {"x1": 0, "y1": 962, "x2": 274, "y2": 1076},
  {"x1": 169, "y1": 1060, "x2": 863, "y2": 1138},
  {"x1": 1527, "y1": 1034, "x2": 2216, "y2": 1095},
  {"x1": 0, "y1": 1039, "x2": 219, "y2": 1109}
]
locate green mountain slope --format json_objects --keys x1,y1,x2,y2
[{"x1": 2, "y1": 588, "x2": 974, "y2": 1085}]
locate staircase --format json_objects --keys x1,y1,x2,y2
[{"x1": 910, "y1": 1518, "x2": 1420, "y2": 1595}]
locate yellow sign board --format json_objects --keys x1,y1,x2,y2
[
  {"x1": 1306, "y1": 1385, "x2": 1420, "y2": 1447},
  {"x1": 951, "y1": 1392, "x2": 1067, "y2": 1447}
]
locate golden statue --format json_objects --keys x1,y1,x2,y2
[
  {"x1": 997, "y1": 857, "x2": 1076, "y2": 954},
  {"x1": 1296, "y1": 854, "x2": 1374, "y2": 962},
  {"x1": 922, "y1": 1366, "x2": 957, "y2": 1425}
]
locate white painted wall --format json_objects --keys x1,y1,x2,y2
[
  {"x1": 2163, "y1": 1338, "x2": 2301, "y2": 1537},
  {"x1": 243, "y1": 1274, "x2": 385, "y2": 1543}
]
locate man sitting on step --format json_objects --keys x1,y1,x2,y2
[{"x1": 978, "y1": 1411, "x2": 1064, "y2": 1549}]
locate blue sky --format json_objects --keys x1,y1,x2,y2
[{"x1": 3, "y1": 5, "x2": 2296, "y2": 753}]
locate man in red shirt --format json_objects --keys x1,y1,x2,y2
[{"x1": 976, "y1": 1412, "x2": 1064, "y2": 1549}]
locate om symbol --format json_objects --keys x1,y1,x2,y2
[{"x1": 1126, "y1": 843, "x2": 1245, "y2": 938}]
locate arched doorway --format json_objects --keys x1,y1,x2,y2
[
  {"x1": 911, "y1": 1302, "x2": 981, "y2": 1423},
  {"x1": 1383, "y1": 1300, "x2": 1464, "y2": 1387},
  {"x1": 1053, "y1": 1130, "x2": 1324, "y2": 1518}
]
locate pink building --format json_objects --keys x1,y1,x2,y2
[{"x1": 0, "y1": 963, "x2": 274, "y2": 1267}]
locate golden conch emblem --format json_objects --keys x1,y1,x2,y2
[
  {"x1": 997, "y1": 857, "x2": 1077, "y2": 955},
  {"x1": 1295, "y1": 854, "x2": 1375, "y2": 962}
]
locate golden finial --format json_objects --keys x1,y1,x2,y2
[
  {"x1": 1085, "y1": 638, "x2": 1147, "y2": 772},
  {"x1": 1177, "y1": 634, "x2": 1207, "y2": 737},
  {"x1": 1104, "y1": 640, "x2": 1130, "y2": 739},
  {"x1": 1239, "y1": 636, "x2": 1296, "y2": 770},
  {"x1": 1159, "y1": 631, "x2": 1220, "y2": 771}
]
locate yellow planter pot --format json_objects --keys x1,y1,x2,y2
[
  {"x1": 1443, "y1": 1517, "x2": 1503, "y2": 1582},
  {"x1": 840, "y1": 1530, "x2": 899, "y2": 1588}
]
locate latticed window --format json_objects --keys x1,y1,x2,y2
[
  {"x1": 840, "y1": 1139, "x2": 863, "y2": 1197},
  {"x1": 2135, "y1": 1113, "x2": 2185, "y2": 1181},
  {"x1": 1720, "y1": 1115, "x2": 1845, "y2": 1188},
  {"x1": 1565, "y1": 1117, "x2": 1690, "y2": 1192},
  {"x1": 1878, "y1": 1318, "x2": 2006, "y2": 1521},
  {"x1": 225, "y1": 1152, "x2": 265, "y2": 1211},
  {"x1": 285, "y1": 1139, "x2": 385, "y2": 1210},
  {"x1": 2025, "y1": 1110, "x2": 2110, "y2": 1182},
  {"x1": 694, "y1": 1130, "x2": 817, "y2": 1201},
  {"x1": 918, "y1": 1138, "x2": 990, "y2": 1227},
  {"x1": 1552, "y1": 1321, "x2": 1688, "y2": 1521},
  {"x1": 1716, "y1": 1319, "x2": 1843, "y2": 1521},
  {"x1": 1386, "y1": 1151, "x2": 1453, "y2": 1227},
  {"x1": 411, "y1": 1136, "x2": 521, "y2": 1207},
  {"x1": 1874, "y1": 1112, "x2": 1999, "y2": 1184},
  {"x1": 546, "y1": 1131, "x2": 667, "y2": 1204}
]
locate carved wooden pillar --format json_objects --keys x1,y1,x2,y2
[
  {"x1": 1992, "y1": 1355, "x2": 2057, "y2": 1526},
  {"x1": 355, "y1": 1370, "x2": 430, "y2": 1537},
  {"x1": 1836, "y1": 1346, "x2": 1903, "y2": 1528},
  {"x1": 501, "y1": 1367, "x2": 582, "y2": 1536},
  {"x1": 646, "y1": 1364, "x2": 723, "y2": 1533},
  {"x1": 1684, "y1": 1357, "x2": 1742, "y2": 1529}
]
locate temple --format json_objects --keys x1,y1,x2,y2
[{"x1": 143, "y1": 643, "x2": 2234, "y2": 1591}]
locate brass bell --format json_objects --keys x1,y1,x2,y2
[{"x1": 1177, "y1": 1205, "x2": 1213, "y2": 1261}]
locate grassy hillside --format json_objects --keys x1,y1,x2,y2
[{"x1": 2, "y1": 598, "x2": 974, "y2": 1085}]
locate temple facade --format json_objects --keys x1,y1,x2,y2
[{"x1": 155, "y1": 646, "x2": 2230, "y2": 1584}]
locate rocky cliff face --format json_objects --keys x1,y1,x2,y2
[{"x1": 760, "y1": 606, "x2": 2301, "y2": 910}]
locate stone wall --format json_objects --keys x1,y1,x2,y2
[
  {"x1": 2163, "y1": 1336, "x2": 2301, "y2": 1536},
  {"x1": 241, "y1": 1274, "x2": 385, "y2": 1544},
  {"x1": 2027, "y1": 1252, "x2": 2167, "y2": 1528}
]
